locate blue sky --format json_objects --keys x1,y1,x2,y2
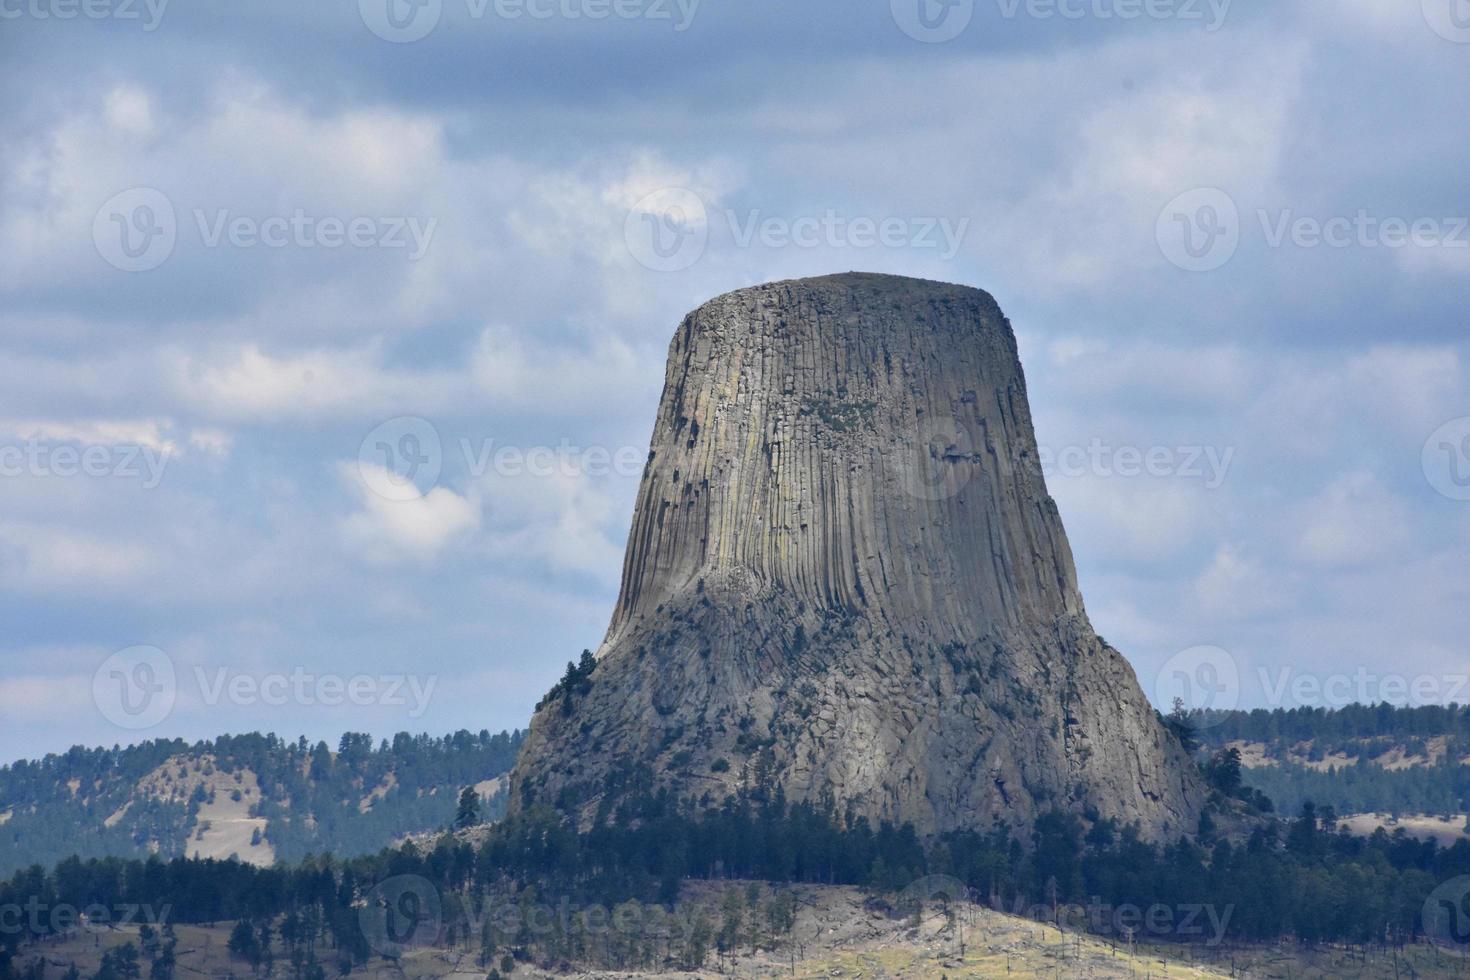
[{"x1": 1, "y1": 0, "x2": 1468, "y2": 760}]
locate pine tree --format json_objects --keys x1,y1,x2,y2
[{"x1": 456, "y1": 788, "x2": 482, "y2": 830}]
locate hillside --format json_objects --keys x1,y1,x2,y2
[
  {"x1": 18, "y1": 879, "x2": 1470, "y2": 979},
  {"x1": 0, "y1": 729, "x2": 523, "y2": 877},
  {"x1": 8, "y1": 777, "x2": 1470, "y2": 979},
  {"x1": 1191, "y1": 706, "x2": 1470, "y2": 836}
]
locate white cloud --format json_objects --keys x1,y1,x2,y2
[
  {"x1": 1344, "y1": 346, "x2": 1463, "y2": 433},
  {"x1": 0, "y1": 418, "x2": 180, "y2": 455},
  {"x1": 508, "y1": 151, "x2": 740, "y2": 266},
  {"x1": 0, "y1": 524, "x2": 156, "y2": 592},
  {"x1": 1192, "y1": 544, "x2": 1289, "y2": 618},
  {"x1": 340, "y1": 463, "x2": 481, "y2": 564},
  {"x1": 1294, "y1": 472, "x2": 1411, "y2": 568},
  {"x1": 0, "y1": 674, "x2": 94, "y2": 721},
  {"x1": 167, "y1": 344, "x2": 462, "y2": 422},
  {"x1": 470, "y1": 325, "x2": 650, "y2": 416},
  {"x1": 476, "y1": 467, "x2": 625, "y2": 582},
  {"x1": 767, "y1": 33, "x2": 1306, "y2": 293},
  {"x1": 188, "y1": 428, "x2": 233, "y2": 455},
  {"x1": 1045, "y1": 340, "x2": 1252, "y2": 408},
  {"x1": 1052, "y1": 476, "x2": 1210, "y2": 564}
]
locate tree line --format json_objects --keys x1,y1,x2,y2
[
  {"x1": 0, "y1": 729, "x2": 524, "y2": 876},
  {"x1": 5, "y1": 780, "x2": 1470, "y2": 978}
]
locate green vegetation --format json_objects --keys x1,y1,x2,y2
[
  {"x1": 1238, "y1": 760, "x2": 1470, "y2": 819},
  {"x1": 5, "y1": 775, "x2": 1470, "y2": 979},
  {"x1": 0, "y1": 729, "x2": 524, "y2": 876},
  {"x1": 1191, "y1": 704, "x2": 1470, "y2": 819},
  {"x1": 1192, "y1": 703, "x2": 1470, "y2": 745},
  {"x1": 10, "y1": 702, "x2": 1470, "y2": 977},
  {"x1": 534, "y1": 649, "x2": 597, "y2": 715},
  {"x1": 799, "y1": 395, "x2": 877, "y2": 433}
]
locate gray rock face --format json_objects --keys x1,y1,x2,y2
[{"x1": 510, "y1": 272, "x2": 1204, "y2": 840}]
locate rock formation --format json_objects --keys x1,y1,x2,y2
[{"x1": 510, "y1": 272, "x2": 1204, "y2": 840}]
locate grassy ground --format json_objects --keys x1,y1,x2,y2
[{"x1": 16, "y1": 883, "x2": 1470, "y2": 979}]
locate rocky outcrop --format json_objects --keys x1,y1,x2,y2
[{"x1": 510, "y1": 272, "x2": 1204, "y2": 840}]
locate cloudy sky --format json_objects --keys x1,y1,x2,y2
[{"x1": 1, "y1": 0, "x2": 1467, "y2": 760}]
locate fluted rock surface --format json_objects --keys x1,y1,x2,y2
[{"x1": 510, "y1": 273, "x2": 1204, "y2": 840}]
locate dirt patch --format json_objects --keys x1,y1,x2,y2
[
  {"x1": 137, "y1": 754, "x2": 274, "y2": 866},
  {"x1": 1340, "y1": 812, "x2": 1470, "y2": 847},
  {"x1": 1227, "y1": 736, "x2": 1461, "y2": 773},
  {"x1": 360, "y1": 771, "x2": 398, "y2": 813},
  {"x1": 22, "y1": 882, "x2": 1470, "y2": 979}
]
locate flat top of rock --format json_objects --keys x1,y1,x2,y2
[{"x1": 697, "y1": 271, "x2": 1003, "y2": 316}]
